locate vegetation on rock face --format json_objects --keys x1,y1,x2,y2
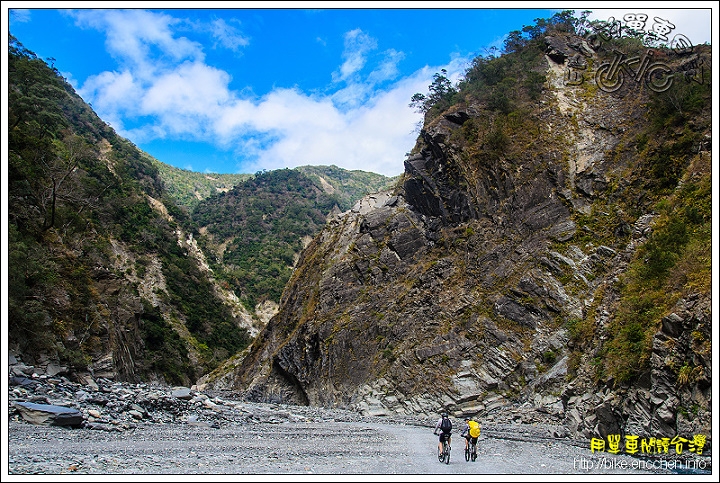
[
  {"x1": 409, "y1": 68, "x2": 459, "y2": 118},
  {"x1": 405, "y1": 11, "x2": 712, "y2": 387},
  {"x1": 603, "y1": 145, "x2": 711, "y2": 383},
  {"x1": 411, "y1": 10, "x2": 577, "y2": 124},
  {"x1": 7, "y1": 35, "x2": 251, "y2": 384},
  {"x1": 573, "y1": 40, "x2": 711, "y2": 385}
]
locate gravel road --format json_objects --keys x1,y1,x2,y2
[{"x1": 7, "y1": 412, "x2": 698, "y2": 478}]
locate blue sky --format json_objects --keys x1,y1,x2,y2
[{"x1": 4, "y1": 3, "x2": 715, "y2": 177}]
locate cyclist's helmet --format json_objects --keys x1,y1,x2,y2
[{"x1": 441, "y1": 412, "x2": 448, "y2": 418}]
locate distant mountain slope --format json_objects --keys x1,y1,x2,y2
[
  {"x1": 152, "y1": 158, "x2": 398, "y2": 314},
  {"x1": 151, "y1": 157, "x2": 397, "y2": 214},
  {"x1": 294, "y1": 164, "x2": 399, "y2": 212},
  {"x1": 190, "y1": 167, "x2": 397, "y2": 312},
  {"x1": 149, "y1": 157, "x2": 250, "y2": 211}
]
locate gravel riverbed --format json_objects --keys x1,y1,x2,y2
[
  {"x1": 6, "y1": 406, "x2": 706, "y2": 478},
  {"x1": 4, "y1": 376, "x2": 712, "y2": 479}
]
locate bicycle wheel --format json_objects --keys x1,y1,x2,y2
[
  {"x1": 465, "y1": 445, "x2": 470, "y2": 462},
  {"x1": 445, "y1": 441, "x2": 450, "y2": 465},
  {"x1": 471, "y1": 443, "x2": 477, "y2": 462}
]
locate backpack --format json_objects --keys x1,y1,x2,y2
[
  {"x1": 468, "y1": 420, "x2": 480, "y2": 438},
  {"x1": 440, "y1": 416, "x2": 452, "y2": 432}
]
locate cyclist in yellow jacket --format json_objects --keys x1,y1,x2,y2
[{"x1": 460, "y1": 417, "x2": 481, "y2": 452}]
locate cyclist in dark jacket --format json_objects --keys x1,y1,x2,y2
[{"x1": 433, "y1": 412, "x2": 452, "y2": 454}]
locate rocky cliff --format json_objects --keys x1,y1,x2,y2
[{"x1": 201, "y1": 26, "x2": 712, "y2": 444}]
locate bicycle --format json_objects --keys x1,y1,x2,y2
[
  {"x1": 437, "y1": 433, "x2": 451, "y2": 464},
  {"x1": 465, "y1": 439, "x2": 477, "y2": 462}
]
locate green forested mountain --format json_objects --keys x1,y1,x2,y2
[
  {"x1": 294, "y1": 164, "x2": 398, "y2": 212},
  {"x1": 6, "y1": 34, "x2": 394, "y2": 385},
  {"x1": 189, "y1": 166, "x2": 397, "y2": 310},
  {"x1": 7, "y1": 35, "x2": 253, "y2": 384},
  {"x1": 149, "y1": 157, "x2": 251, "y2": 211},
  {"x1": 151, "y1": 158, "x2": 396, "y2": 214}
]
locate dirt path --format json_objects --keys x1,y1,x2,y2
[{"x1": 6, "y1": 419, "x2": 685, "y2": 477}]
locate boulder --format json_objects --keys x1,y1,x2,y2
[
  {"x1": 14, "y1": 402, "x2": 83, "y2": 427},
  {"x1": 661, "y1": 313, "x2": 683, "y2": 337},
  {"x1": 171, "y1": 387, "x2": 193, "y2": 400}
]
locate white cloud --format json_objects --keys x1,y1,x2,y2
[
  {"x1": 74, "y1": 10, "x2": 475, "y2": 177},
  {"x1": 80, "y1": 69, "x2": 139, "y2": 130},
  {"x1": 331, "y1": 82, "x2": 374, "y2": 110},
  {"x1": 244, "y1": 69, "x2": 434, "y2": 177},
  {"x1": 331, "y1": 33, "x2": 407, "y2": 111},
  {"x1": 72, "y1": 9, "x2": 204, "y2": 75},
  {"x1": 254, "y1": 89, "x2": 342, "y2": 131},
  {"x1": 209, "y1": 17, "x2": 250, "y2": 52},
  {"x1": 74, "y1": 10, "x2": 228, "y2": 140},
  {"x1": 367, "y1": 49, "x2": 404, "y2": 84},
  {"x1": 333, "y1": 28, "x2": 378, "y2": 82},
  {"x1": 212, "y1": 99, "x2": 257, "y2": 142},
  {"x1": 142, "y1": 61, "x2": 231, "y2": 116}
]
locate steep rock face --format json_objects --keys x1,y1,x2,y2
[{"x1": 205, "y1": 34, "x2": 711, "y2": 442}]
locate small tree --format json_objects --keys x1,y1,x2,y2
[{"x1": 409, "y1": 69, "x2": 457, "y2": 114}]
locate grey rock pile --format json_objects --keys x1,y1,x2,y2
[
  {"x1": 7, "y1": 352, "x2": 425, "y2": 433},
  {"x1": 9, "y1": 372, "x2": 243, "y2": 431}
]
